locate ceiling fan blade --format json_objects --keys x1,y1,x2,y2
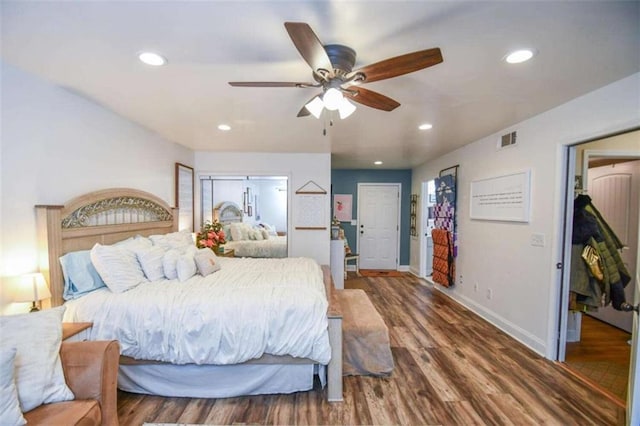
[
  {"x1": 347, "y1": 48, "x2": 443, "y2": 84},
  {"x1": 228, "y1": 82, "x2": 317, "y2": 88},
  {"x1": 284, "y1": 22, "x2": 334, "y2": 78},
  {"x1": 344, "y1": 87, "x2": 400, "y2": 111}
]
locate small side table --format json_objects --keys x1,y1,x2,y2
[
  {"x1": 62, "y1": 322, "x2": 92, "y2": 341},
  {"x1": 219, "y1": 249, "x2": 235, "y2": 258}
]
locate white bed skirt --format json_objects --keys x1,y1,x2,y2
[{"x1": 118, "y1": 363, "x2": 326, "y2": 398}]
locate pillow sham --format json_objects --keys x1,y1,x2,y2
[
  {"x1": 176, "y1": 253, "x2": 197, "y2": 282},
  {"x1": 150, "y1": 230, "x2": 194, "y2": 251},
  {"x1": 162, "y1": 249, "x2": 180, "y2": 280},
  {"x1": 114, "y1": 235, "x2": 152, "y2": 251},
  {"x1": 0, "y1": 348, "x2": 26, "y2": 425},
  {"x1": 194, "y1": 248, "x2": 221, "y2": 276},
  {"x1": 59, "y1": 250, "x2": 107, "y2": 300},
  {"x1": 135, "y1": 245, "x2": 166, "y2": 282},
  {"x1": 0, "y1": 307, "x2": 74, "y2": 413},
  {"x1": 260, "y1": 229, "x2": 270, "y2": 240},
  {"x1": 229, "y1": 223, "x2": 243, "y2": 241},
  {"x1": 90, "y1": 243, "x2": 147, "y2": 293}
]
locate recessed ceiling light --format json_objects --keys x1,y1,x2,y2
[
  {"x1": 138, "y1": 52, "x2": 167, "y2": 66},
  {"x1": 418, "y1": 123, "x2": 433, "y2": 130},
  {"x1": 505, "y1": 49, "x2": 535, "y2": 64},
  {"x1": 374, "y1": 161, "x2": 383, "y2": 165},
  {"x1": 217, "y1": 124, "x2": 231, "y2": 131}
]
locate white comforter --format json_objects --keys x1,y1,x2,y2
[
  {"x1": 224, "y1": 235, "x2": 287, "y2": 258},
  {"x1": 63, "y1": 257, "x2": 331, "y2": 365}
]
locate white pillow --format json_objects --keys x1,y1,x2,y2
[
  {"x1": 194, "y1": 248, "x2": 221, "y2": 276},
  {"x1": 254, "y1": 229, "x2": 264, "y2": 240},
  {"x1": 150, "y1": 230, "x2": 194, "y2": 251},
  {"x1": 261, "y1": 229, "x2": 270, "y2": 240},
  {"x1": 162, "y1": 249, "x2": 180, "y2": 280},
  {"x1": 0, "y1": 348, "x2": 25, "y2": 425},
  {"x1": 229, "y1": 223, "x2": 243, "y2": 241},
  {"x1": 135, "y1": 246, "x2": 166, "y2": 282},
  {"x1": 91, "y1": 243, "x2": 147, "y2": 293},
  {"x1": 0, "y1": 307, "x2": 74, "y2": 413},
  {"x1": 176, "y1": 253, "x2": 197, "y2": 282},
  {"x1": 114, "y1": 235, "x2": 152, "y2": 251}
]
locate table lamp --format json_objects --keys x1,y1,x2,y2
[{"x1": 14, "y1": 272, "x2": 51, "y2": 312}]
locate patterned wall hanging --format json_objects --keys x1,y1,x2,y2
[{"x1": 432, "y1": 165, "x2": 458, "y2": 287}]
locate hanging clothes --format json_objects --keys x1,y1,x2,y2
[{"x1": 570, "y1": 194, "x2": 631, "y2": 310}]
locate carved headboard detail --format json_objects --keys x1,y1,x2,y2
[
  {"x1": 36, "y1": 188, "x2": 179, "y2": 307},
  {"x1": 214, "y1": 201, "x2": 243, "y2": 224}
]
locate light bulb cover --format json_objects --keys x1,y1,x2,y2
[
  {"x1": 505, "y1": 49, "x2": 535, "y2": 64},
  {"x1": 138, "y1": 52, "x2": 167, "y2": 66},
  {"x1": 338, "y1": 98, "x2": 356, "y2": 119},
  {"x1": 305, "y1": 96, "x2": 324, "y2": 118},
  {"x1": 323, "y1": 88, "x2": 343, "y2": 111}
]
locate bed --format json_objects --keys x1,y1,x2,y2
[
  {"x1": 214, "y1": 201, "x2": 287, "y2": 258},
  {"x1": 35, "y1": 188, "x2": 342, "y2": 401}
]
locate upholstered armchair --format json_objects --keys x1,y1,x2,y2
[{"x1": 23, "y1": 340, "x2": 120, "y2": 426}]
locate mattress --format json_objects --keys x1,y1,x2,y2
[{"x1": 63, "y1": 256, "x2": 331, "y2": 366}]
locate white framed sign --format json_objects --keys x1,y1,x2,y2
[{"x1": 470, "y1": 170, "x2": 531, "y2": 222}]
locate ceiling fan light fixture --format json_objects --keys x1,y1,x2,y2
[
  {"x1": 305, "y1": 96, "x2": 324, "y2": 119},
  {"x1": 138, "y1": 51, "x2": 167, "y2": 66},
  {"x1": 338, "y1": 98, "x2": 356, "y2": 119},
  {"x1": 323, "y1": 88, "x2": 343, "y2": 111}
]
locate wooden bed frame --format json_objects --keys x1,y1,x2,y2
[{"x1": 35, "y1": 187, "x2": 343, "y2": 402}]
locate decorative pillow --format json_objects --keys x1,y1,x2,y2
[
  {"x1": 229, "y1": 223, "x2": 243, "y2": 241},
  {"x1": 114, "y1": 235, "x2": 152, "y2": 251},
  {"x1": 0, "y1": 348, "x2": 26, "y2": 425},
  {"x1": 90, "y1": 243, "x2": 147, "y2": 293},
  {"x1": 261, "y1": 229, "x2": 270, "y2": 240},
  {"x1": 162, "y1": 249, "x2": 181, "y2": 280},
  {"x1": 0, "y1": 307, "x2": 74, "y2": 413},
  {"x1": 135, "y1": 246, "x2": 167, "y2": 282},
  {"x1": 59, "y1": 250, "x2": 107, "y2": 300},
  {"x1": 240, "y1": 223, "x2": 251, "y2": 240},
  {"x1": 150, "y1": 230, "x2": 194, "y2": 251},
  {"x1": 176, "y1": 253, "x2": 197, "y2": 282},
  {"x1": 194, "y1": 249, "x2": 221, "y2": 276},
  {"x1": 253, "y1": 229, "x2": 264, "y2": 241}
]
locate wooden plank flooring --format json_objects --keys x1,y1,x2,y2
[{"x1": 117, "y1": 273, "x2": 626, "y2": 425}]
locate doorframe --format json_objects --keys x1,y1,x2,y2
[
  {"x1": 356, "y1": 182, "x2": 402, "y2": 270},
  {"x1": 556, "y1": 129, "x2": 640, "y2": 421}
]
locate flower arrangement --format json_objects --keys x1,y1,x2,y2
[{"x1": 196, "y1": 220, "x2": 226, "y2": 250}]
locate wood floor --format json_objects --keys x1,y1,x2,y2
[
  {"x1": 117, "y1": 273, "x2": 626, "y2": 425},
  {"x1": 565, "y1": 314, "x2": 632, "y2": 402}
]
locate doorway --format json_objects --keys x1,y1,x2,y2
[
  {"x1": 559, "y1": 130, "x2": 640, "y2": 410},
  {"x1": 357, "y1": 183, "x2": 401, "y2": 270}
]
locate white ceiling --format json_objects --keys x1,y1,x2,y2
[{"x1": 2, "y1": 1, "x2": 638, "y2": 169}]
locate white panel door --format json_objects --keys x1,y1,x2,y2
[
  {"x1": 358, "y1": 184, "x2": 400, "y2": 270},
  {"x1": 587, "y1": 160, "x2": 639, "y2": 333}
]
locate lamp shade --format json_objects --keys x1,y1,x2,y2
[
  {"x1": 322, "y1": 88, "x2": 343, "y2": 111},
  {"x1": 13, "y1": 272, "x2": 51, "y2": 303},
  {"x1": 338, "y1": 98, "x2": 356, "y2": 119},
  {"x1": 305, "y1": 96, "x2": 324, "y2": 119}
]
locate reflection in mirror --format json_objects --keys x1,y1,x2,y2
[{"x1": 200, "y1": 176, "x2": 288, "y2": 258}]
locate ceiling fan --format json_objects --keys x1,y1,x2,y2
[{"x1": 229, "y1": 22, "x2": 443, "y2": 119}]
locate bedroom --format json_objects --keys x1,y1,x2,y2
[{"x1": 1, "y1": 1, "x2": 639, "y2": 424}]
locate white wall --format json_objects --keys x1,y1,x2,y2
[
  {"x1": 412, "y1": 73, "x2": 640, "y2": 358},
  {"x1": 0, "y1": 62, "x2": 193, "y2": 314},
  {"x1": 195, "y1": 152, "x2": 331, "y2": 265}
]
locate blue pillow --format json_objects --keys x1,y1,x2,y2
[{"x1": 59, "y1": 250, "x2": 106, "y2": 300}]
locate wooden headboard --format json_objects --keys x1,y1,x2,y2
[
  {"x1": 36, "y1": 188, "x2": 178, "y2": 307},
  {"x1": 214, "y1": 201, "x2": 243, "y2": 224}
]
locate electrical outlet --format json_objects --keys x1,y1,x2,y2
[
  {"x1": 474, "y1": 282, "x2": 479, "y2": 292},
  {"x1": 531, "y1": 233, "x2": 545, "y2": 247},
  {"x1": 486, "y1": 289, "x2": 492, "y2": 300},
  {"x1": 459, "y1": 274, "x2": 463, "y2": 285}
]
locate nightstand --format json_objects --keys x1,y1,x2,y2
[
  {"x1": 62, "y1": 322, "x2": 92, "y2": 341},
  {"x1": 219, "y1": 249, "x2": 235, "y2": 258}
]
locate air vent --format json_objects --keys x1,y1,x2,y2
[{"x1": 499, "y1": 131, "x2": 517, "y2": 148}]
